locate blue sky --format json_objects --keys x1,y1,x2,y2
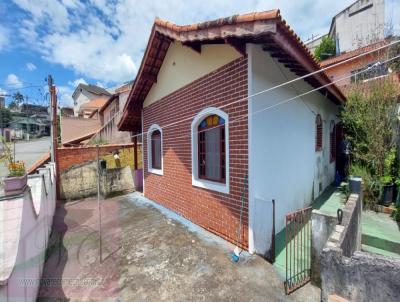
[{"x1": 0, "y1": 0, "x2": 383, "y2": 107}]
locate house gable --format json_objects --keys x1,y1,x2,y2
[{"x1": 143, "y1": 42, "x2": 241, "y2": 107}]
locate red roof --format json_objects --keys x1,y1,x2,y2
[
  {"x1": 320, "y1": 40, "x2": 389, "y2": 67},
  {"x1": 80, "y1": 98, "x2": 108, "y2": 110},
  {"x1": 118, "y1": 9, "x2": 345, "y2": 131}
]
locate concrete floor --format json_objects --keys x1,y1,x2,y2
[
  {"x1": 362, "y1": 210, "x2": 400, "y2": 258},
  {"x1": 273, "y1": 186, "x2": 346, "y2": 278},
  {"x1": 38, "y1": 192, "x2": 320, "y2": 301}
]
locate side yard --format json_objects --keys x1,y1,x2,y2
[{"x1": 38, "y1": 193, "x2": 320, "y2": 301}]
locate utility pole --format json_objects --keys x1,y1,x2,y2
[
  {"x1": 96, "y1": 144, "x2": 102, "y2": 263},
  {"x1": 48, "y1": 75, "x2": 60, "y2": 200}
]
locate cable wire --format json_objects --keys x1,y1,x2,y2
[{"x1": 133, "y1": 53, "x2": 400, "y2": 143}]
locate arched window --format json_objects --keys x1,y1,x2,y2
[
  {"x1": 191, "y1": 108, "x2": 229, "y2": 193},
  {"x1": 315, "y1": 114, "x2": 323, "y2": 152},
  {"x1": 330, "y1": 121, "x2": 336, "y2": 162},
  {"x1": 147, "y1": 124, "x2": 163, "y2": 174},
  {"x1": 198, "y1": 114, "x2": 226, "y2": 182}
]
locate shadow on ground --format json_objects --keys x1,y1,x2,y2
[{"x1": 37, "y1": 193, "x2": 320, "y2": 301}]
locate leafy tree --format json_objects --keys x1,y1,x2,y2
[
  {"x1": 314, "y1": 36, "x2": 336, "y2": 61},
  {"x1": 9, "y1": 92, "x2": 24, "y2": 110},
  {"x1": 0, "y1": 107, "x2": 12, "y2": 128},
  {"x1": 340, "y1": 78, "x2": 398, "y2": 205}
]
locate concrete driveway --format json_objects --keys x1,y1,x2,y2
[{"x1": 38, "y1": 193, "x2": 320, "y2": 301}]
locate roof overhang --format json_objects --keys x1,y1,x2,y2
[{"x1": 118, "y1": 10, "x2": 346, "y2": 131}]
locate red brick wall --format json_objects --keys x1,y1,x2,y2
[
  {"x1": 143, "y1": 57, "x2": 249, "y2": 248},
  {"x1": 57, "y1": 144, "x2": 134, "y2": 173}
]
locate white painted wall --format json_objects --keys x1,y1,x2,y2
[
  {"x1": 0, "y1": 164, "x2": 56, "y2": 301},
  {"x1": 331, "y1": 0, "x2": 385, "y2": 53},
  {"x1": 73, "y1": 90, "x2": 101, "y2": 116},
  {"x1": 143, "y1": 42, "x2": 241, "y2": 107},
  {"x1": 247, "y1": 44, "x2": 340, "y2": 255}
]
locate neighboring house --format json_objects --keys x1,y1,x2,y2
[
  {"x1": 118, "y1": 10, "x2": 345, "y2": 255},
  {"x1": 72, "y1": 83, "x2": 111, "y2": 116},
  {"x1": 78, "y1": 98, "x2": 108, "y2": 118},
  {"x1": 307, "y1": 0, "x2": 399, "y2": 54},
  {"x1": 60, "y1": 115, "x2": 101, "y2": 146},
  {"x1": 20, "y1": 104, "x2": 48, "y2": 116},
  {"x1": 89, "y1": 81, "x2": 133, "y2": 144},
  {"x1": 9, "y1": 116, "x2": 50, "y2": 138},
  {"x1": 320, "y1": 39, "x2": 397, "y2": 91}
]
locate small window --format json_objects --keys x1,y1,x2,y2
[
  {"x1": 151, "y1": 130, "x2": 162, "y2": 169},
  {"x1": 330, "y1": 121, "x2": 336, "y2": 162},
  {"x1": 147, "y1": 124, "x2": 163, "y2": 174},
  {"x1": 198, "y1": 114, "x2": 226, "y2": 183},
  {"x1": 315, "y1": 114, "x2": 323, "y2": 152}
]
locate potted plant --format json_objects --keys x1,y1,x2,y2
[
  {"x1": 380, "y1": 175, "x2": 395, "y2": 206},
  {"x1": 0, "y1": 136, "x2": 27, "y2": 192},
  {"x1": 379, "y1": 149, "x2": 397, "y2": 206}
]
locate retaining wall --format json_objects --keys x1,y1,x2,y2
[
  {"x1": 311, "y1": 210, "x2": 337, "y2": 286},
  {"x1": 60, "y1": 161, "x2": 135, "y2": 200},
  {"x1": 320, "y1": 193, "x2": 400, "y2": 301}
]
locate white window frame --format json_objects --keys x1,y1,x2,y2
[
  {"x1": 147, "y1": 124, "x2": 163, "y2": 175},
  {"x1": 191, "y1": 107, "x2": 229, "y2": 194}
]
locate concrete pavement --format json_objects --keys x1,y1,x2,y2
[
  {"x1": 0, "y1": 137, "x2": 51, "y2": 180},
  {"x1": 38, "y1": 193, "x2": 320, "y2": 301}
]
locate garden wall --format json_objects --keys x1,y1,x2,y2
[
  {"x1": 60, "y1": 161, "x2": 135, "y2": 200},
  {"x1": 320, "y1": 193, "x2": 400, "y2": 301}
]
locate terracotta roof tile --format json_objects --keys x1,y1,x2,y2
[
  {"x1": 80, "y1": 98, "x2": 108, "y2": 109},
  {"x1": 320, "y1": 40, "x2": 389, "y2": 67},
  {"x1": 119, "y1": 9, "x2": 345, "y2": 131}
]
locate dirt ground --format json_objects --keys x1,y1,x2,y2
[{"x1": 37, "y1": 192, "x2": 320, "y2": 302}]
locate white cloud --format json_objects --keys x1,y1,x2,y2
[
  {"x1": 12, "y1": 0, "x2": 356, "y2": 84},
  {"x1": 57, "y1": 85, "x2": 74, "y2": 107},
  {"x1": 68, "y1": 77, "x2": 87, "y2": 87},
  {"x1": 26, "y1": 62, "x2": 37, "y2": 71},
  {"x1": 5, "y1": 74, "x2": 23, "y2": 88},
  {"x1": 58, "y1": 78, "x2": 90, "y2": 107},
  {"x1": 0, "y1": 87, "x2": 7, "y2": 96}
]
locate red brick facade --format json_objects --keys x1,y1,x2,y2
[
  {"x1": 57, "y1": 144, "x2": 134, "y2": 173},
  {"x1": 143, "y1": 57, "x2": 249, "y2": 248}
]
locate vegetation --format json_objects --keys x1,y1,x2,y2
[
  {"x1": 8, "y1": 92, "x2": 24, "y2": 110},
  {"x1": 340, "y1": 78, "x2": 398, "y2": 207},
  {"x1": 0, "y1": 107, "x2": 12, "y2": 128},
  {"x1": 314, "y1": 36, "x2": 336, "y2": 61},
  {"x1": 0, "y1": 136, "x2": 26, "y2": 177},
  {"x1": 88, "y1": 138, "x2": 108, "y2": 145},
  {"x1": 388, "y1": 39, "x2": 400, "y2": 72}
]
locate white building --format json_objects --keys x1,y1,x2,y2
[
  {"x1": 72, "y1": 83, "x2": 111, "y2": 116},
  {"x1": 306, "y1": 0, "x2": 400, "y2": 54}
]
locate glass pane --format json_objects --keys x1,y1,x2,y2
[
  {"x1": 152, "y1": 131, "x2": 161, "y2": 169},
  {"x1": 205, "y1": 127, "x2": 221, "y2": 181}
]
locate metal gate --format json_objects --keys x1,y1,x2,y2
[{"x1": 284, "y1": 206, "x2": 312, "y2": 294}]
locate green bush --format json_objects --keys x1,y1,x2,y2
[
  {"x1": 349, "y1": 164, "x2": 381, "y2": 208},
  {"x1": 314, "y1": 36, "x2": 336, "y2": 61},
  {"x1": 341, "y1": 79, "x2": 398, "y2": 206}
]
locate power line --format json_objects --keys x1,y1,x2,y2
[
  {"x1": 127, "y1": 39, "x2": 400, "y2": 141},
  {"x1": 138, "y1": 53, "x2": 400, "y2": 144}
]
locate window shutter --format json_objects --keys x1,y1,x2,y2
[{"x1": 315, "y1": 114, "x2": 323, "y2": 152}]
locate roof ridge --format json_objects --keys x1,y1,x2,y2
[{"x1": 154, "y1": 9, "x2": 280, "y2": 32}]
